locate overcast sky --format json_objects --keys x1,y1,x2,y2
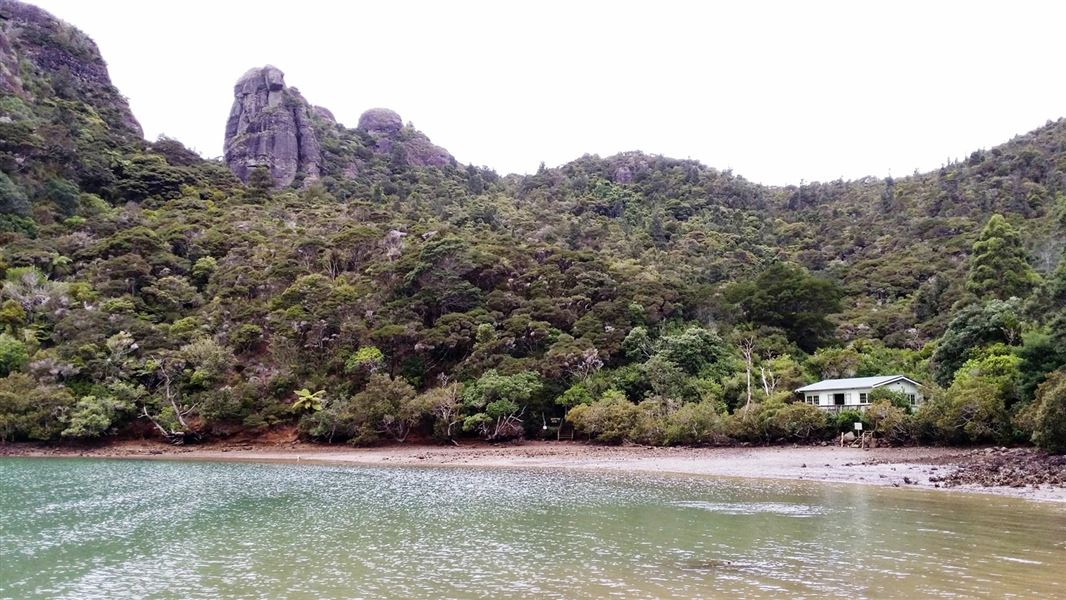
[{"x1": 31, "y1": 0, "x2": 1066, "y2": 185}]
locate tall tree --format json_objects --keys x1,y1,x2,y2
[
  {"x1": 966, "y1": 214, "x2": 1040, "y2": 300},
  {"x1": 725, "y1": 263, "x2": 842, "y2": 353}
]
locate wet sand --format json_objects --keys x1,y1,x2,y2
[{"x1": 6, "y1": 440, "x2": 1064, "y2": 502}]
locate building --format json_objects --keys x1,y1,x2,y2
[{"x1": 794, "y1": 375, "x2": 923, "y2": 410}]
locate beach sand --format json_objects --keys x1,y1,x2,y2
[{"x1": 5, "y1": 440, "x2": 1064, "y2": 502}]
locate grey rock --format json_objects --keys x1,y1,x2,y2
[
  {"x1": 0, "y1": 0, "x2": 142, "y2": 138},
  {"x1": 312, "y1": 105, "x2": 336, "y2": 123},
  {"x1": 358, "y1": 108, "x2": 403, "y2": 135},
  {"x1": 224, "y1": 65, "x2": 321, "y2": 188},
  {"x1": 357, "y1": 107, "x2": 454, "y2": 168}
]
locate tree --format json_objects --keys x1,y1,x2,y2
[
  {"x1": 417, "y1": 379, "x2": 464, "y2": 442},
  {"x1": 769, "y1": 403, "x2": 828, "y2": 442},
  {"x1": 61, "y1": 395, "x2": 134, "y2": 438},
  {"x1": 345, "y1": 346, "x2": 385, "y2": 374},
  {"x1": 462, "y1": 369, "x2": 541, "y2": 440},
  {"x1": 724, "y1": 263, "x2": 842, "y2": 352},
  {"x1": 346, "y1": 374, "x2": 421, "y2": 443},
  {"x1": 0, "y1": 374, "x2": 75, "y2": 441},
  {"x1": 566, "y1": 391, "x2": 641, "y2": 443},
  {"x1": 292, "y1": 389, "x2": 326, "y2": 413},
  {"x1": 966, "y1": 214, "x2": 1040, "y2": 300},
  {"x1": 663, "y1": 401, "x2": 725, "y2": 445},
  {"x1": 0, "y1": 333, "x2": 28, "y2": 377},
  {"x1": 1031, "y1": 368, "x2": 1066, "y2": 453},
  {"x1": 931, "y1": 298, "x2": 1023, "y2": 386},
  {"x1": 246, "y1": 166, "x2": 274, "y2": 198}
]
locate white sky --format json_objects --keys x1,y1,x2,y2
[{"x1": 30, "y1": 0, "x2": 1066, "y2": 184}]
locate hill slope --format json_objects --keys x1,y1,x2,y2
[{"x1": 1, "y1": 0, "x2": 1063, "y2": 447}]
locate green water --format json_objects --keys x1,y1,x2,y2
[{"x1": 1, "y1": 458, "x2": 1063, "y2": 599}]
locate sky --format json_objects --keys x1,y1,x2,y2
[{"x1": 29, "y1": 0, "x2": 1066, "y2": 185}]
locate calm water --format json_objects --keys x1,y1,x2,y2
[{"x1": 1, "y1": 458, "x2": 1064, "y2": 599}]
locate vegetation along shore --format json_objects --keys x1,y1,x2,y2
[{"x1": 1, "y1": 0, "x2": 1064, "y2": 476}]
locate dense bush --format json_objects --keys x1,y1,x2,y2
[
  {"x1": 1031, "y1": 368, "x2": 1066, "y2": 453},
  {"x1": 1, "y1": 24, "x2": 1063, "y2": 449}
]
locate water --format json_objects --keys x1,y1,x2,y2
[{"x1": 1, "y1": 458, "x2": 1064, "y2": 599}]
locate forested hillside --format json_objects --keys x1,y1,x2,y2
[{"x1": 1, "y1": 0, "x2": 1064, "y2": 450}]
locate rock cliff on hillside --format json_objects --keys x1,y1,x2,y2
[
  {"x1": 223, "y1": 65, "x2": 455, "y2": 187},
  {"x1": 357, "y1": 107, "x2": 454, "y2": 169},
  {"x1": 223, "y1": 65, "x2": 322, "y2": 188},
  {"x1": 0, "y1": 0, "x2": 142, "y2": 139}
]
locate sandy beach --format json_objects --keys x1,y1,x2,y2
[{"x1": 5, "y1": 440, "x2": 1065, "y2": 503}]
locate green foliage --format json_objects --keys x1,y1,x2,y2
[
  {"x1": 416, "y1": 381, "x2": 464, "y2": 441},
  {"x1": 0, "y1": 171, "x2": 30, "y2": 215},
  {"x1": 1030, "y1": 368, "x2": 1066, "y2": 453},
  {"x1": 347, "y1": 373, "x2": 420, "y2": 443},
  {"x1": 61, "y1": 395, "x2": 132, "y2": 438},
  {"x1": 932, "y1": 298, "x2": 1023, "y2": 386},
  {"x1": 919, "y1": 355, "x2": 1019, "y2": 445},
  {"x1": 1, "y1": 18, "x2": 1064, "y2": 449},
  {"x1": 864, "y1": 400, "x2": 913, "y2": 445},
  {"x1": 725, "y1": 263, "x2": 842, "y2": 352},
  {"x1": 462, "y1": 369, "x2": 541, "y2": 440},
  {"x1": 566, "y1": 392, "x2": 641, "y2": 443},
  {"x1": 0, "y1": 374, "x2": 75, "y2": 441},
  {"x1": 292, "y1": 388, "x2": 326, "y2": 413},
  {"x1": 867, "y1": 387, "x2": 913, "y2": 411},
  {"x1": 768, "y1": 402, "x2": 828, "y2": 441},
  {"x1": 246, "y1": 167, "x2": 274, "y2": 199},
  {"x1": 662, "y1": 401, "x2": 725, "y2": 445},
  {"x1": 966, "y1": 214, "x2": 1040, "y2": 301},
  {"x1": 345, "y1": 346, "x2": 385, "y2": 374},
  {"x1": 0, "y1": 333, "x2": 28, "y2": 377},
  {"x1": 229, "y1": 323, "x2": 263, "y2": 352}
]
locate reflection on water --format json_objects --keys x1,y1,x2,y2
[{"x1": 1, "y1": 458, "x2": 1064, "y2": 599}]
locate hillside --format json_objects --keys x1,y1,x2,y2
[{"x1": 1, "y1": 0, "x2": 1064, "y2": 449}]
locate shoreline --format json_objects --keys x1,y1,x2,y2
[{"x1": 5, "y1": 440, "x2": 1065, "y2": 503}]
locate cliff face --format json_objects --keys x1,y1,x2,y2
[
  {"x1": 0, "y1": 0, "x2": 142, "y2": 139},
  {"x1": 223, "y1": 66, "x2": 455, "y2": 187},
  {"x1": 223, "y1": 66, "x2": 322, "y2": 188},
  {"x1": 357, "y1": 107, "x2": 453, "y2": 169}
]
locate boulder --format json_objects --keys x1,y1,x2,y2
[
  {"x1": 358, "y1": 108, "x2": 403, "y2": 136},
  {"x1": 356, "y1": 107, "x2": 454, "y2": 168}
]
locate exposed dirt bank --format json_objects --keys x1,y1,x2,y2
[{"x1": 4, "y1": 440, "x2": 1064, "y2": 502}]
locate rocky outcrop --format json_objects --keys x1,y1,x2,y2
[
  {"x1": 223, "y1": 65, "x2": 456, "y2": 186},
  {"x1": 357, "y1": 108, "x2": 454, "y2": 168},
  {"x1": 223, "y1": 65, "x2": 322, "y2": 188},
  {"x1": 358, "y1": 108, "x2": 403, "y2": 136},
  {"x1": 0, "y1": 0, "x2": 142, "y2": 138}
]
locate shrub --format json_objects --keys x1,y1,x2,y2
[
  {"x1": 663, "y1": 401, "x2": 725, "y2": 445},
  {"x1": 230, "y1": 323, "x2": 263, "y2": 352},
  {"x1": 566, "y1": 392, "x2": 641, "y2": 443},
  {"x1": 0, "y1": 374, "x2": 75, "y2": 441},
  {"x1": 864, "y1": 400, "x2": 914, "y2": 445},
  {"x1": 724, "y1": 400, "x2": 782, "y2": 443},
  {"x1": 867, "y1": 387, "x2": 913, "y2": 411},
  {"x1": 0, "y1": 333, "x2": 28, "y2": 377},
  {"x1": 769, "y1": 402, "x2": 829, "y2": 442},
  {"x1": 924, "y1": 380, "x2": 1011, "y2": 444},
  {"x1": 347, "y1": 373, "x2": 420, "y2": 443},
  {"x1": 831, "y1": 409, "x2": 869, "y2": 433},
  {"x1": 61, "y1": 395, "x2": 133, "y2": 438},
  {"x1": 1031, "y1": 368, "x2": 1066, "y2": 453},
  {"x1": 345, "y1": 346, "x2": 385, "y2": 374}
]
